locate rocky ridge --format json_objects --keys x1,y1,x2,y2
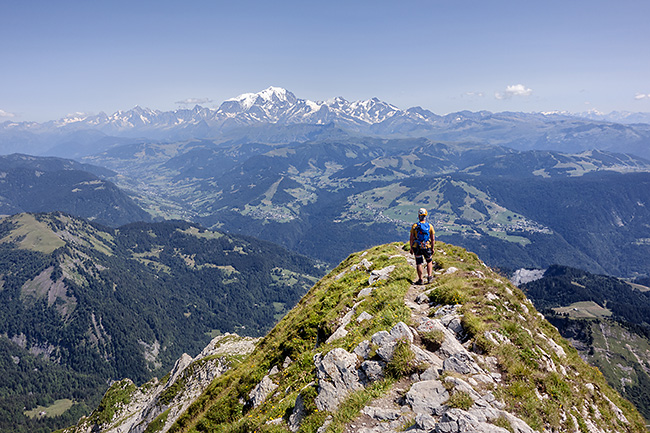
[
  {"x1": 60, "y1": 334, "x2": 258, "y2": 433},
  {"x1": 61, "y1": 242, "x2": 647, "y2": 433}
]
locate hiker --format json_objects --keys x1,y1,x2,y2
[{"x1": 409, "y1": 208, "x2": 435, "y2": 285}]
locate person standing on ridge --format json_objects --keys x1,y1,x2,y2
[{"x1": 410, "y1": 208, "x2": 435, "y2": 285}]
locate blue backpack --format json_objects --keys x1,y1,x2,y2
[{"x1": 415, "y1": 222, "x2": 431, "y2": 247}]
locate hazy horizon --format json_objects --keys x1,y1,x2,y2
[{"x1": 1, "y1": 0, "x2": 649, "y2": 122}]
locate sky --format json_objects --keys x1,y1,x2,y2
[{"x1": 1, "y1": 0, "x2": 649, "y2": 122}]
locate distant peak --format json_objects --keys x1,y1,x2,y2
[{"x1": 226, "y1": 86, "x2": 297, "y2": 110}]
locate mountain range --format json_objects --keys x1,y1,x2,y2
[
  {"x1": 0, "y1": 87, "x2": 649, "y2": 432},
  {"x1": 2, "y1": 87, "x2": 650, "y2": 159}
]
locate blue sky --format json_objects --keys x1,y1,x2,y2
[{"x1": 1, "y1": 0, "x2": 648, "y2": 122}]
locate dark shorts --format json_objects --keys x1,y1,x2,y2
[{"x1": 413, "y1": 246, "x2": 433, "y2": 265}]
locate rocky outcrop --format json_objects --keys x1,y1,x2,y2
[
  {"x1": 295, "y1": 313, "x2": 534, "y2": 433},
  {"x1": 314, "y1": 348, "x2": 364, "y2": 412},
  {"x1": 61, "y1": 334, "x2": 258, "y2": 433}
]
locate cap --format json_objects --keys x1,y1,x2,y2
[{"x1": 418, "y1": 208, "x2": 428, "y2": 216}]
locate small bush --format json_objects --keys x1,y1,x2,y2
[
  {"x1": 385, "y1": 338, "x2": 423, "y2": 378},
  {"x1": 419, "y1": 329, "x2": 445, "y2": 351},
  {"x1": 460, "y1": 312, "x2": 484, "y2": 338},
  {"x1": 492, "y1": 415, "x2": 514, "y2": 433},
  {"x1": 447, "y1": 390, "x2": 474, "y2": 410}
]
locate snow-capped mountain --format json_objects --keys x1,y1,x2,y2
[
  {"x1": 1, "y1": 87, "x2": 650, "y2": 159},
  {"x1": 215, "y1": 86, "x2": 410, "y2": 127},
  {"x1": 0, "y1": 87, "x2": 416, "y2": 145},
  {"x1": 576, "y1": 109, "x2": 650, "y2": 125},
  {"x1": 41, "y1": 87, "x2": 417, "y2": 134}
]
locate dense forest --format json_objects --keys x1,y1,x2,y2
[{"x1": 522, "y1": 265, "x2": 650, "y2": 328}]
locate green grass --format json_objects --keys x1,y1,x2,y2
[
  {"x1": 88, "y1": 379, "x2": 137, "y2": 426},
  {"x1": 24, "y1": 399, "x2": 75, "y2": 418},
  {"x1": 447, "y1": 391, "x2": 474, "y2": 411},
  {"x1": 324, "y1": 379, "x2": 395, "y2": 433},
  {"x1": 144, "y1": 409, "x2": 170, "y2": 433},
  {"x1": 552, "y1": 301, "x2": 612, "y2": 318},
  {"x1": 165, "y1": 243, "x2": 413, "y2": 433},
  {"x1": 1, "y1": 214, "x2": 65, "y2": 253}
]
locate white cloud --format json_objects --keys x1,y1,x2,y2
[
  {"x1": 634, "y1": 93, "x2": 650, "y2": 100},
  {"x1": 175, "y1": 98, "x2": 213, "y2": 105},
  {"x1": 495, "y1": 84, "x2": 533, "y2": 100},
  {"x1": 462, "y1": 91, "x2": 485, "y2": 98},
  {"x1": 0, "y1": 109, "x2": 16, "y2": 118}
]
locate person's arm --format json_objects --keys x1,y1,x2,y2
[
  {"x1": 409, "y1": 226, "x2": 415, "y2": 253},
  {"x1": 430, "y1": 227, "x2": 435, "y2": 249}
]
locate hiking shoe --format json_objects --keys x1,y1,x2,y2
[
  {"x1": 427, "y1": 276, "x2": 434, "y2": 284},
  {"x1": 414, "y1": 279, "x2": 424, "y2": 285}
]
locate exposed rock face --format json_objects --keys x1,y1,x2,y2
[
  {"x1": 405, "y1": 380, "x2": 450, "y2": 416},
  {"x1": 62, "y1": 334, "x2": 258, "y2": 433},
  {"x1": 248, "y1": 375, "x2": 278, "y2": 408},
  {"x1": 314, "y1": 348, "x2": 364, "y2": 412}
]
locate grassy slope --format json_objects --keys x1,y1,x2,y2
[{"x1": 158, "y1": 242, "x2": 646, "y2": 433}]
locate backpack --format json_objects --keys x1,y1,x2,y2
[{"x1": 415, "y1": 221, "x2": 431, "y2": 248}]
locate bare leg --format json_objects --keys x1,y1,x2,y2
[
  {"x1": 416, "y1": 263, "x2": 423, "y2": 282},
  {"x1": 427, "y1": 261, "x2": 433, "y2": 278}
]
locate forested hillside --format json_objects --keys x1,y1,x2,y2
[
  {"x1": 0, "y1": 154, "x2": 151, "y2": 226},
  {"x1": 521, "y1": 266, "x2": 650, "y2": 419},
  {"x1": 0, "y1": 212, "x2": 322, "y2": 433}
]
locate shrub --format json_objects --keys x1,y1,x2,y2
[
  {"x1": 385, "y1": 338, "x2": 423, "y2": 378},
  {"x1": 419, "y1": 329, "x2": 445, "y2": 351}
]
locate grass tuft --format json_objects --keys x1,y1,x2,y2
[{"x1": 447, "y1": 390, "x2": 474, "y2": 411}]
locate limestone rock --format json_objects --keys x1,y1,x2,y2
[
  {"x1": 351, "y1": 258, "x2": 373, "y2": 271},
  {"x1": 436, "y1": 409, "x2": 509, "y2": 433},
  {"x1": 444, "y1": 267, "x2": 459, "y2": 275},
  {"x1": 314, "y1": 348, "x2": 363, "y2": 412},
  {"x1": 357, "y1": 311, "x2": 374, "y2": 323},
  {"x1": 443, "y1": 353, "x2": 479, "y2": 375},
  {"x1": 326, "y1": 326, "x2": 349, "y2": 344},
  {"x1": 354, "y1": 340, "x2": 373, "y2": 359},
  {"x1": 358, "y1": 287, "x2": 374, "y2": 298},
  {"x1": 361, "y1": 360, "x2": 384, "y2": 382},
  {"x1": 368, "y1": 265, "x2": 395, "y2": 285},
  {"x1": 362, "y1": 406, "x2": 401, "y2": 421},
  {"x1": 416, "y1": 293, "x2": 430, "y2": 305},
  {"x1": 289, "y1": 393, "x2": 306, "y2": 432},
  {"x1": 248, "y1": 375, "x2": 278, "y2": 408},
  {"x1": 412, "y1": 344, "x2": 443, "y2": 368},
  {"x1": 415, "y1": 413, "x2": 437, "y2": 431},
  {"x1": 390, "y1": 322, "x2": 414, "y2": 343},
  {"x1": 405, "y1": 380, "x2": 449, "y2": 416}
]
